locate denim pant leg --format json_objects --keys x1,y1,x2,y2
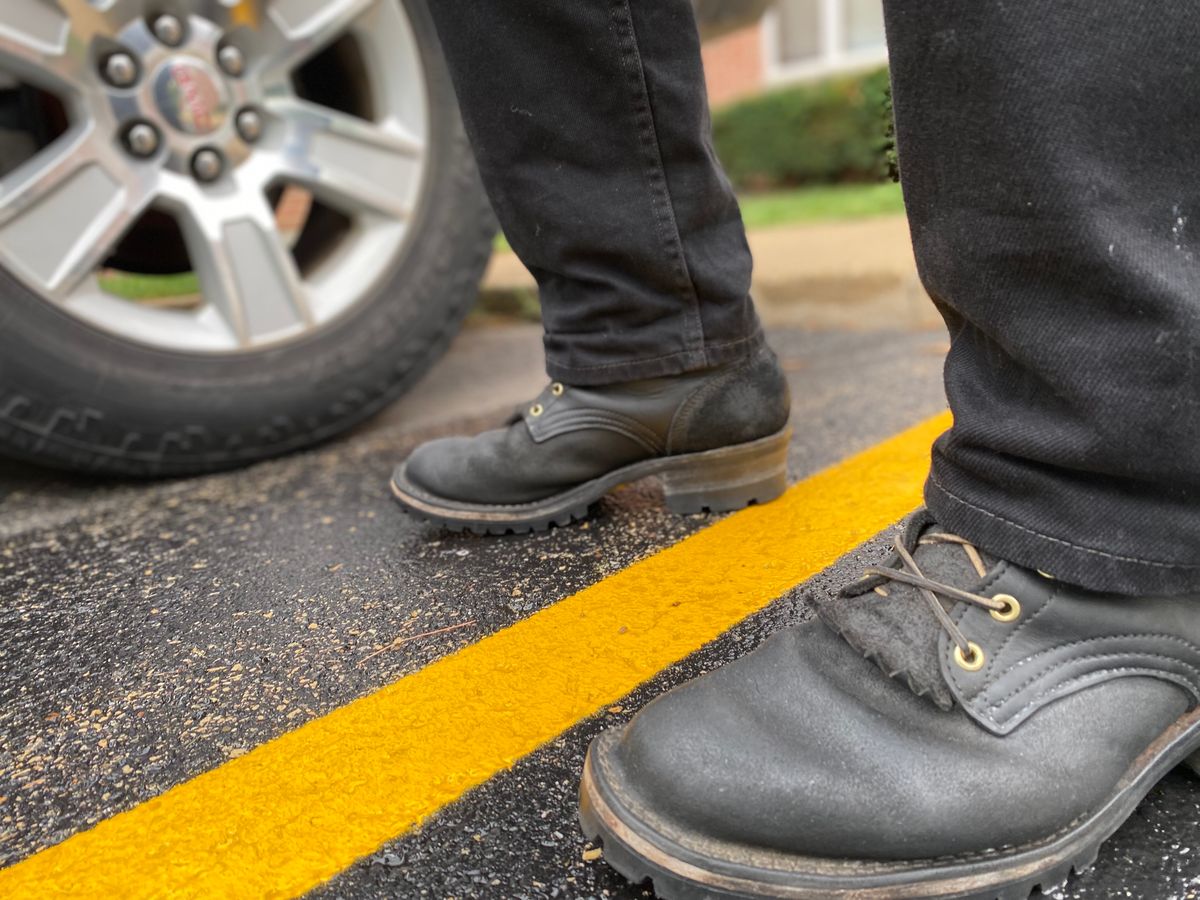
[
  {"x1": 426, "y1": 1, "x2": 764, "y2": 385},
  {"x1": 884, "y1": 0, "x2": 1200, "y2": 594}
]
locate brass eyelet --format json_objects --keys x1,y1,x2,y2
[
  {"x1": 550, "y1": 383, "x2": 565, "y2": 397},
  {"x1": 1036, "y1": 569, "x2": 1056, "y2": 581},
  {"x1": 953, "y1": 641, "x2": 986, "y2": 672},
  {"x1": 989, "y1": 593, "x2": 1021, "y2": 623},
  {"x1": 530, "y1": 403, "x2": 544, "y2": 417}
]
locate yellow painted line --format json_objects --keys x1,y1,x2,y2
[{"x1": 0, "y1": 412, "x2": 951, "y2": 900}]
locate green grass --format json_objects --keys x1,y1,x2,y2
[
  {"x1": 737, "y1": 181, "x2": 904, "y2": 230},
  {"x1": 493, "y1": 181, "x2": 904, "y2": 251},
  {"x1": 98, "y1": 270, "x2": 200, "y2": 301},
  {"x1": 470, "y1": 286, "x2": 542, "y2": 324}
]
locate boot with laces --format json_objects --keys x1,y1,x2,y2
[
  {"x1": 391, "y1": 346, "x2": 791, "y2": 533},
  {"x1": 580, "y1": 509, "x2": 1200, "y2": 899}
]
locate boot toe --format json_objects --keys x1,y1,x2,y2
[
  {"x1": 592, "y1": 620, "x2": 1091, "y2": 863},
  {"x1": 591, "y1": 617, "x2": 1190, "y2": 870},
  {"x1": 400, "y1": 436, "x2": 474, "y2": 500},
  {"x1": 597, "y1": 625, "x2": 874, "y2": 859}
]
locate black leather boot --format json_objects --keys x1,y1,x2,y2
[
  {"x1": 580, "y1": 510, "x2": 1200, "y2": 899},
  {"x1": 390, "y1": 346, "x2": 791, "y2": 533}
]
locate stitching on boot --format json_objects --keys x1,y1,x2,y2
[
  {"x1": 530, "y1": 409, "x2": 663, "y2": 454},
  {"x1": 985, "y1": 582, "x2": 1059, "y2": 679},
  {"x1": 665, "y1": 353, "x2": 758, "y2": 454},
  {"x1": 988, "y1": 654, "x2": 1200, "y2": 714},
  {"x1": 988, "y1": 667, "x2": 1200, "y2": 734},
  {"x1": 978, "y1": 633, "x2": 1200, "y2": 710}
]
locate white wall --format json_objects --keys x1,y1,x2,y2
[{"x1": 762, "y1": 0, "x2": 888, "y2": 84}]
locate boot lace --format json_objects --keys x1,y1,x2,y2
[{"x1": 862, "y1": 532, "x2": 1019, "y2": 670}]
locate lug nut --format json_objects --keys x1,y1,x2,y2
[
  {"x1": 218, "y1": 45, "x2": 245, "y2": 77},
  {"x1": 125, "y1": 122, "x2": 160, "y2": 158},
  {"x1": 236, "y1": 109, "x2": 263, "y2": 143},
  {"x1": 192, "y1": 148, "x2": 224, "y2": 183},
  {"x1": 103, "y1": 52, "x2": 138, "y2": 88},
  {"x1": 152, "y1": 14, "x2": 185, "y2": 46}
]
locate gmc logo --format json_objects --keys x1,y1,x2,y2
[{"x1": 171, "y1": 63, "x2": 214, "y2": 133}]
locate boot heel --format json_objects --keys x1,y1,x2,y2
[{"x1": 661, "y1": 428, "x2": 791, "y2": 515}]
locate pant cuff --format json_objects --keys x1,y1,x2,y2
[
  {"x1": 925, "y1": 474, "x2": 1200, "y2": 597},
  {"x1": 544, "y1": 329, "x2": 765, "y2": 386}
]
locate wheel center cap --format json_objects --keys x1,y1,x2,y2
[{"x1": 153, "y1": 58, "x2": 229, "y2": 135}]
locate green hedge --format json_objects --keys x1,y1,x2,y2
[{"x1": 712, "y1": 67, "x2": 893, "y2": 191}]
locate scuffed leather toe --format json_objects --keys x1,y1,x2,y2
[
  {"x1": 600, "y1": 619, "x2": 1186, "y2": 862},
  {"x1": 401, "y1": 435, "x2": 478, "y2": 500}
]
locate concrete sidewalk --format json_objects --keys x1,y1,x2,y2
[{"x1": 482, "y1": 214, "x2": 941, "y2": 331}]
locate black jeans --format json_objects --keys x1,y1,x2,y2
[
  {"x1": 430, "y1": 1, "x2": 1200, "y2": 596},
  {"x1": 884, "y1": 0, "x2": 1200, "y2": 596},
  {"x1": 426, "y1": 0, "x2": 764, "y2": 385}
]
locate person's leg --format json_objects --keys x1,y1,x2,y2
[
  {"x1": 391, "y1": 2, "x2": 791, "y2": 533},
  {"x1": 426, "y1": 0, "x2": 763, "y2": 384},
  {"x1": 581, "y1": 2, "x2": 1200, "y2": 896},
  {"x1": 889, "y1": 1, "x2": 1200, "y2": 596}
]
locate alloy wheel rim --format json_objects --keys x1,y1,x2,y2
[{"x1": 0, "y1": 0, "x2": 430, "y2": 354}]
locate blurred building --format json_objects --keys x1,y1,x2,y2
[{"x1": 702, "y1": 0, "x2": 887, "y2": 107}]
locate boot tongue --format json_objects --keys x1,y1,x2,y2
[{"x1": 811, "y1": 510, "x2": 998, "y2": 710}]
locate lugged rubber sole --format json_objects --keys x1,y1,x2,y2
[
  {"x1": 579, "y1": 709, "x2": 1200, "y2": 900},
  {"x1": 390, "y1": 426, "x2": 792, "y2": 534}
]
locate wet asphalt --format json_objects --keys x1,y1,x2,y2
[{"x1": 2, "y1": 324, "x2": 1198, "y2": 899}]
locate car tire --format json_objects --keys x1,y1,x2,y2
[{"x1": 0, "y1": 0, "x2": 495, "y2": 477}]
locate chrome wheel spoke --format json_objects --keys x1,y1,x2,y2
[
  {"x1": 0, "y1": 0, "x2": 76, "y2": 86},
  {"x1": 261, "y1": 0, "x2": 380, "y2": 73},
  {"x1": 268, "y1": 97, "x2": 421, "y2": 220},
  {"x1": 180, "y1": 194, "x2": 311, "y2": 346},
  {"x1": 1, "y1": 0, "x2": 145, "y2": 87},
  {"x1": 0, "y1": 126, "x2": 98, "y2": 226},
  {"x1": 0, "y1": 127, "x2": 144, "y2": 299},
  {"x1": 56, "y1": 0, "x2": 143, "y2": 40}
]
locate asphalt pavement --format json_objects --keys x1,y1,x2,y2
[{"x1": 2, "y1": 322, "x2": 1199, "y2": 899}]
